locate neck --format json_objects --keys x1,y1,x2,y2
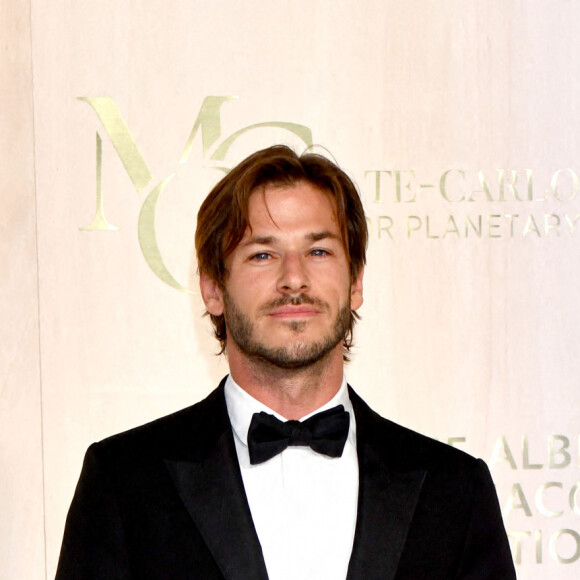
[{"x1": 227, "y1": 345, "x2": 344, "y2": 420}]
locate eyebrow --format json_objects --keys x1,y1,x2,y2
[
  {"x1": 307, "y1": 231, "x2": 340, "y2": 242},
  {"x1": 241, "y1": 231, "x2": 340, "y2": 247}
]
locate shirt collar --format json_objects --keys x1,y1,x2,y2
[{"x1": 224, "y1": 374, "x2": 355, "y2": 448}]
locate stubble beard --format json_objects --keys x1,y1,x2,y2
[{"x1": 223, "y1": 292, "x2": 351, "y2": 370}]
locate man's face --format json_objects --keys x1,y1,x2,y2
[{"x1": 201, "y1": 181, "x2": 363, "y2": 369}]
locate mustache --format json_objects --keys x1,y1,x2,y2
[{"x1": 260, "y1": 294, "x2": 328, "y2": 313}]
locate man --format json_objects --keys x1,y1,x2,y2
[{"x1": 56, "y1": 145, "x2": 515, "y2": 579}]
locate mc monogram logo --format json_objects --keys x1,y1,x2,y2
[{"x1": 78, "y1": 96, "x2": 314, "y2": 292}]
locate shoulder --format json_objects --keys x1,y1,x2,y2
[
  {"x1": 348, "y1": 389, "x2": 515, "y2": 577},
  {"x1": 349, "y1": 387, "x2": 505, "y2": 546},
  {"x1": 89, "y1": 380, "x2": 229, "y2": 466}
]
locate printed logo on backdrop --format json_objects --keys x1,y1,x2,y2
[
  {"x1": 79, "y1": 96, "x2": 580, "y2": 265},
  {"x1": 78, "y1": 96, "x2": 313, "y2": 293}
]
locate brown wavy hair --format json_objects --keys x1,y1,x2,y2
[{"x1": 195, "y1": 145, "x2": 368, "y2": 358}]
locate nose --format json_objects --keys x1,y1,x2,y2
[{"x1": 277, "y1": 253, "x2": 310, "y2": 295}]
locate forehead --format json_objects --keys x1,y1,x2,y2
[{"x1": 244, "y1": 181, "x2": 339, "y2": 236}]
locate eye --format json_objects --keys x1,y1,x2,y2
[
  {"x1": 310, "y1": 248, "x2": 331, "y2": 257},
  {"x1": 250, "y1": 252, "x2": 272, "y2": 261}
]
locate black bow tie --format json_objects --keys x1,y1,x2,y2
[{"x1": 247, "y1": 405, "x2": 350, "y2": 465}]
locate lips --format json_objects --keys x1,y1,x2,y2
[{"x1": 269, "y1": 305, "x2": 320, "y2": 318}]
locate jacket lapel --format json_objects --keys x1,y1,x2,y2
[
  {"x1": 163, "y1": 382, "x2": 425, "y2": 580},
  {"x1": 164, "y1": 382, "x2": 269, "y2": 580},
  {"x1": 347, "y1": 388, "x2": 427, "y2": 580}
]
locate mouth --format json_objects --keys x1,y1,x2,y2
[{"x1": 269, "y1": 305, "x2": 320, "y2": 319}]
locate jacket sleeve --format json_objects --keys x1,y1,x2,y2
[
  {"x1": 55, "y1": 444, "x2": 132, "y2": 579},
  {"x1": 455, "y1": 459, "x2": 516, "y2": 579}
]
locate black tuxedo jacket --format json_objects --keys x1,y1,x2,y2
[{"x1": 56, "y1": 380, "x2": 515, "y2": 579}]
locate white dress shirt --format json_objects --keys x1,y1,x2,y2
[{"x1": 224, "y1": 375, "x2": 359, "y2": 580}]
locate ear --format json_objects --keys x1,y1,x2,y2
[
  {"x1": 350, "y1": 267, "x2": 364, "y2": 311},
  {"x1": 199, "y1": 272, "x2": 225, "y2": 316}
]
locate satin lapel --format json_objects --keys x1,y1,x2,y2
[
  {"x1": 164, "y1": 384, "x2": 268, "y2": 580},
  {"x1": 347, "y1": 388, "x2": 427, "y2": 580}
]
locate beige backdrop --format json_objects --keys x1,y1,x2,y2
[{"x1": 2, "y1": 1, "x2": 580, "y2": 578}]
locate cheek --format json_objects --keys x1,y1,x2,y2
[{"x1": 228, "y1": 278, "x2": 267, "y2": 309}]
